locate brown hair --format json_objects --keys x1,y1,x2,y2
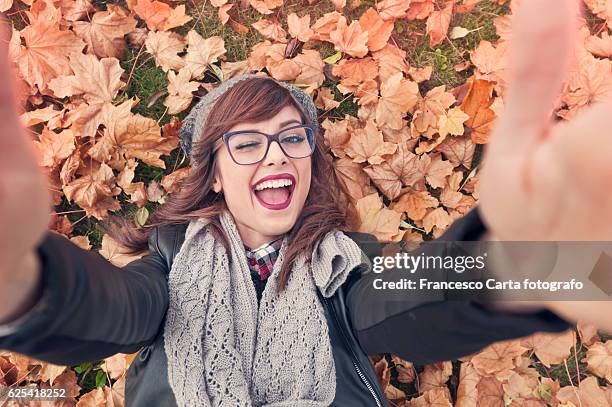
[{"x1": 101, "y1": 77, "x2": 355, "y2": 294}]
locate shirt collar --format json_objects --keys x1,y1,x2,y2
[{"x1": 244, "y1": 237, "x2": 283, "y2": 280}]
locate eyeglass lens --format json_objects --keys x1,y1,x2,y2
[{"x1": 227, "y1": 127, "x2": 314, "y2": 164}]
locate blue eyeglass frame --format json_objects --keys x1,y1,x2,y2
[{"x1": 215, "y1": 124, "x2": 317, "y2": 165}]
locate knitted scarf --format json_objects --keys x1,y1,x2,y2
[{"x1": 162, "y1": 210, "x2": 370, "y2": 406}]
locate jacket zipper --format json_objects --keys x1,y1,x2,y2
[{"x1": 323, "y1": 297, "x2": 383, "y2": 407}]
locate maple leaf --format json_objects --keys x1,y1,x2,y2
[
  {"x1": 372, "y1": 44, "x2": 410, "y2": 84},
  {"x1": 406, "y1": 387, "x2": 452, "y2": 407},
  {"x1": 164, "y1": 67, "x2": 200, "y2": 115},
  {"x1": 293, "y1": 49, "x2": 325, "y2": 90},
  {"x1": 521, "y1": 330, "x2": 575, "y2": 368},
  {"x1": 345, "y1": 119, "x2": 397, "y2": 165},
  {"x1": 438, "y1": 106, "x2": 469, "y2": 138},
  {"x1": 376, "y1": 72, "x2": 419, "y2": 130},
  {"x1": 334, "y1": 157, "x2": 376, "y2": 201},
  {"x1": 376, "y1": 0, "x2": 412, "y2": 21},
  {"x1": 248, "y1": 0, "x2": 283, "y2": 15},
  {"x1": 557, "y1": 376, "x2": 609, "y2": 407},
  {"x1": 161, "y1": 167, "x2": 191, "y2": 193},
  {"x1": 15, "y1": 20, "x2": 85, "y2": 93},
  {"x1": 363, "y1": 142, "x2": 423, "y2": 199},
  {"x1": 359, "y1": 8, "x2": 394, "y2": 52},
  {"x1": 58, "y1": 0, "x2": 95, "y2": 22},
  {"x1": 406, "y1": 0, "x2": 434, "y2": 20},
  {"x1": 133, "y1": 0, "x2": 192, "y2": 31},
  {"x1": 585, "y1": 341, "x2": 612, "y2": 383},
  {"x1": 586, "y1": 31, "x2": 612, "y2": 58},
  {"x1": 32, "y1": 127, "x2": 75, "y2": 168},
  {"x1": 145, "y1": 30, "x2": 186, "y2": 73},
  {"x1": 561, "y1": 54, "x2": 612, "y2": 114},
  {"x1": 322, "y1": 118, "x2": 350, "y2": 157},
  {"x1": 355, "y1": 192, "x2": 402, "y2": 241},
  {"x1": 391, "y1": 190, "x2": 438, "y2": 221},
  {"x1": 459, "y1": 78, "x2": 496, "y2": 144},
  {"x1": 425, "y1": 154, "x2": 453, "y2": 189},
  {"x1": 252, "y1": 18, "x2": 287, "y2": 43},
  {"x1": 333, "y1": 57, "x2": 379, "y2": 94},
  {"x1": 48, "y1": 52, "x2": 125, "y2": 104},
  {"x1": 315, "y1": 88, "x2": 341, "y2": 111},
  {"x1": 329, "y1": 17, "x2": 369, "y2": 58},
  {"x1": 72, "y1": 4, "x2": 137, "y2": 59},
  {"x1": 311, "y1": 11, "x2": 343, "y2": 42},
  {"x1": 218, "y1": 3, "x2": 232, "y2": 25},
  {"x1": 183, "y1": 30, "x2": 226, "y2": 80},
  {"x1": 455, "y1": 362, "x2": 481, "y2": 407},
  {"x1": 99, "y1": 233, "x2": 146, "y2": 267},
  {"x1": 425, "y1": 0, "x2": 454, "y2": 47},
  {"x1": 62, "y1": 161, "x2": 122, "y2": 219},
  {"x1": 287, "y1": 13, "x2": 314, "y2": 43},
  {"x1": 437, "y1": 135, "x2": 475, "y2": 169},
  {"x1": 19, "y1": 105, "x2": 62, "y2": 127},
  {"x1": 470, "y1": 40, "x2": 509, "y2": 85},
  {"x1": 471, "y1": 340, "x2": 527, "y2": 376},
  {"x1": 419, "y1": 362, "x2": 453, "y2": 394}
]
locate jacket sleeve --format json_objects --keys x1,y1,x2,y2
[
  {"x1": 0, "y1": 228, "x2": 169, "y2": 366},
  {"x1": 346, "y1": 206, "x2": 572, "y2": 365}
]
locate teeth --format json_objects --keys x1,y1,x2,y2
[{"x1": 254, "y1": 178, "x2": 293, "y2": 191}]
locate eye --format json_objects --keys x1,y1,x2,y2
[
  {"x1": 281, "y1": 134, "x2": 305, "y2": 143},
  {"x1": 235, "y1": 141, "x2": 262, "y2": 150}
]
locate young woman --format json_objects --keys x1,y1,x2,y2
[{"x1": 0, "y1": 1, "x2": 611, "y2": 406}]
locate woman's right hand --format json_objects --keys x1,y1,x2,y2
[{"x1": 0, "y1": 16, "x2": 52, "y2": 319}]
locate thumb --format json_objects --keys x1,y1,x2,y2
[{"x1": 491, "y1": 0, "x2": 581, "y2": 155}]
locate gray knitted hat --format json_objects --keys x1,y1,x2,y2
[{"x1": 178, "y1": 73, "x2": 319, "y2": 165}]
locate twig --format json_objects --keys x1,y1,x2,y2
[
  {"x1": 564, "y1": 359, "x2": 583, "y2": 407},
  {"x1": 122, "y1": 43, "x2": 147, "y2": 96}
]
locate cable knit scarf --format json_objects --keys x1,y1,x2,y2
[{"x1": 163, "y1": 210, "x2": 370, "y2": 406}]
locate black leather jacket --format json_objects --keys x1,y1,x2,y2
[{"x1": 0, "y1": 206, "x2": 570, "y2": 406}]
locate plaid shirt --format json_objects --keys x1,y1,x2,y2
[{"x1": 245, "y1": 237, "x2": 283, "y2": 302}]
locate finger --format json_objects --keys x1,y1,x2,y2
[{"x1": 492, "y1": 0, "x2": 581, "y2": 154}]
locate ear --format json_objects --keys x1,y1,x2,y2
[{"x1": 212, "y1": 174, "x2": 222, "y2": 193}]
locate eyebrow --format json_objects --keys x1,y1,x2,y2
[{"x1": 234, "y1": 119, "x2": 303, "y2": 134}]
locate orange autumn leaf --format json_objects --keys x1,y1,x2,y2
[
  {"x1": 133, "y1": 0, "x2": 192, "y2": 31},
  {"x1": 425, "y1": 0, "x2": 454, "y2": 46},
  {"x1": 144, "y1": 30, "x2": 186, "y2": 73},
  {"x1": 334, "y1": 157, "x2": 377, "y2": 201},
  {"x1": 376, "y1": 0, "x2": 412, "y2": 21},
  {"x1": 585, "y1": 340, "x2": 612, "y2": 382},
  {"x1": 293, "y1": 49, "x2": 325, "y2": 91},
  {"x1": 164, "y1": 67, "x2": 200, "y2": 115},
  {"x1": 459, "y1": 78, "x2": 496, "y2": 144},
  {"x1": 391, "y1": 190, "x2": 439, "y2": 221},
  {"x1": 15, "y1": 20, "x2": 86, "y2": 93},
  {"x1": 406, "y1": 0, "x2": 435, "y2": 20},
  {"x1": 248, "y1": 0, "x2": 283, "y2": 15},
  {"x1": 372, "y1": 44, "x2": 410, "y2": 84},
  {"x1": 329, "y1": 17, "x2": 369, "y2": 58},
  {"x1": 252, "y1": 18, "x2": 287, "y2": 43},
  {"x1": 311, "y1": 11, "x2": 343, "y2": 42},
  {"x1": 359, "y1": 8, "x2": 393, "y2": 52},
  {"x1": 471, "y1": 340, "x2": 527, "y2": 376},
  {"x1": 376, "y1": 72, "x2": 419, "y2": 130},
  {"x1": 161, "y1": 167, "x2": 191, "y2": 193},
  {"x1": 355, "y1": 192, "x2": 402, "y2": 241},
  {"x1": 521, "y1": 330, "x2": 575, "y2": 368},
  {"x1": 72, "y1": 4, "x2": 137, "y2": 59},
  {"x1": 345, "y1": 119, "x2": 397, "y2": 165},
  {"x1": 586, "y1": 30, "x2": 612, "y2": 58},
  {"x1": 287, "y1": 13, "x2": 314, "y2": 43},
  {"x1": 183, "y1": 30, "x2": 226, "y2": 80},
  {"x1": 99, "y1": 233, "x2": 146, "y2": 267},
  {"x1": 32, "y1": 127, "x2": 75, "y2": 168}
]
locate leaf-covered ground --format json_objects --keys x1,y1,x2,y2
[{"x1": 1, "y1": 0, "x2": 612, "y2": 405}]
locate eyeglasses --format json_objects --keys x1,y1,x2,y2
[{"x1": 214, "y1": 124, "x2": 316, "y2": 165}]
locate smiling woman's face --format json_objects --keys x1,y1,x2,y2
[{"x1": 211, "y1": 105, "x2": 312, "y2": 249}]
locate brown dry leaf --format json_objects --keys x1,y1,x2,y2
[
  {"x1": 456, "y1": 362, "x2": 481, "y2": 407},
  {"x1": 372, "y1": 44, "x2": 410, "y2": 85},
  {"x1": 39, "y1": 363, "x2": 67, "y2": 385},
  {"x1": 406, "y1": 387, "x2": 452, "y2": 407},
  {"x1": 364, "y1": 143, "x2": 425, "y2": 200},
  {"x1": 311, "y1": 11, "x2": 342, "y2": 42},
  {"x1": 345, "y1": 119, "x2": 397, "y2": 165},
  {"x1": 249, "y1": 0, "x2": 283, "y2": 15},
  {"x1": 408, "y1": 65, "x2": 434, "y2": 83},
  {"x1": 557, "y1": 376, "x2": 609, "y2": 407},
  {"x1": 577, "y1": 321, "x2": 600, "y2": 347},
  {"x1": 294, "y1": 49, "x2": 325, "y2": 90},
  {"x1": 218, "y1": 3, "x2": 232, "y2": 25},
  {"x1": 102, "y1": 353, "x2": 132, "y2": 380},
  {"x1": 331, "y1": 0, "x2": 346, "y2": 11},
  {"x1": 586, "y1": 31, "x2": 612, "y2": 58},
  {"x1": 15, "y1": 20, "x2": 86, "y2": 93},
  {"x1": 53, "y1": 368, "x2": 81, "y2": 398},
  {"x1": 145, "y1": 30, "x2": 186, "y2": 73},
  {"x1": 161, "y1": 167, "x2": 191, "y2": 193},
  {"x1": 77, "y1": 387, "x2": 106, "y2": 406},
  {"x1": 422, "y1": 207, "x2": 451, "y2": 234},
  {"x1": 476, "y1": 376, "x2": 504, "y2": 407},
  {"x1": 329, "y1": 17, "x2": 369, "y2": 58},
  {"x1": 471, "y1": 340, "x2": 527, "y2": 376},
  {"x1": 133, "y1": 0, "x2": 192, "y2": 31},
  {"x1": 315, "y1": 87, "x2": 341, "y2": 111},
  {"x1": 72, "y1": 4, "x2": 137, "y2": 59},
  {"x1": 407, "y1": 0, "x2": 435, "y2": 20},
  {"x1": 437, "y1": 135, "x2": 475, "y2": 169},
  {"x1": 322, "y1": 118, "x2": 350, "y2": 157},
  {"x1": 184, "y1": 30, "x2": 226, "y2": 80},
  {"x1": 287, "y1": 13, "x2": 313, "y2": 42},
  {"x1": 425, "y1": 0, "x2": 454, "y2": 47},
  {"x1": 359, "y1": 8, "x2": 393, "y2": 52},
  {"x1": 376, "y1": 0, "x2": 411, "y2": 21},
  {"x1": 425, "y1": 154, "x2": 453, "y2": 189},
  {"x1": 459, "y1": 78, "x2": 496, "y2": 144},
  {"x1": 62, "y1": 161, "x2": 122, "y2": 220},
  {"x1": 104, "y1": 375, "x2": 126, "y2": 407},
  {"x1": 355, "y1": 192, "x2": 402, "y2": 241},
  {"x1": 91, "y1": 100, "x2": 176, "y2": 169},
  {"x1": 333, "y1": 57, "x2": 379, "y2": 94},
  {"x1": 164, "y1": 67, "x2": 200, "y2": 115},
  {"x1": 376, "y1": 72, "x2": 419, "y2": 130},
  {"x1": 70, "y1": 235, "x2": 91, "y2": 250},
  {"x1": 391, "y1": 191, "x2": 439, "y2": 221},
  {"x1": 586, "y1": 340, "x2": 612, "y2": 383},
  {"x1": 252, "y1": 18, "x2": 287, "y2": 43},
  {"x1": 470, "y1": 40, "x2": 509, "y2": 86},
  {"x1": 391, "y1": 354, "x2": 415, "y2": 383},
  {"x1": 521, "y1": 330, "x2": 575, "y2": 368},
  {"x1": 560, "y1": 54, "x2": 612, "y2": 114},
  {"x1": 419, "y1": 361, "x2": 453, "y2": 393},
  {"x1": 19, "y1": 105, "x2": 62, "y2": 127},
  {"x1": 438, "y1": 106, "x2": 469, "y2": 138},
  {"x1": 48, "y1": 52, "x2": 125, "y2": 104},
  {"x1": 32, "y1": 127, "x2": 75, "y2": 168},
  {"x1": 334, "y1": 157, "x2": 376, "y2": 201},
  {"x1": 99, "y1": 233, "x2": 146, "y2": 267}
]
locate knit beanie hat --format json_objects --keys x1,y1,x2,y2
[{"x1": 178, "y1": 73, "x2": 319, "y2": 166}]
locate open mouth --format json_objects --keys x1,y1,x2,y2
[{"x1": 252, "y1": 173, "x2": 296, "y2": 210}]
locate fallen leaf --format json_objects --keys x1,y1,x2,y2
[{"x1": 425, "y1": 0, "x2": 454, "y2": 46}]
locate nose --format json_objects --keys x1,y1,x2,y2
[{"x1": 262, "y1": 140, "x2": 288, "y2": 166}]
